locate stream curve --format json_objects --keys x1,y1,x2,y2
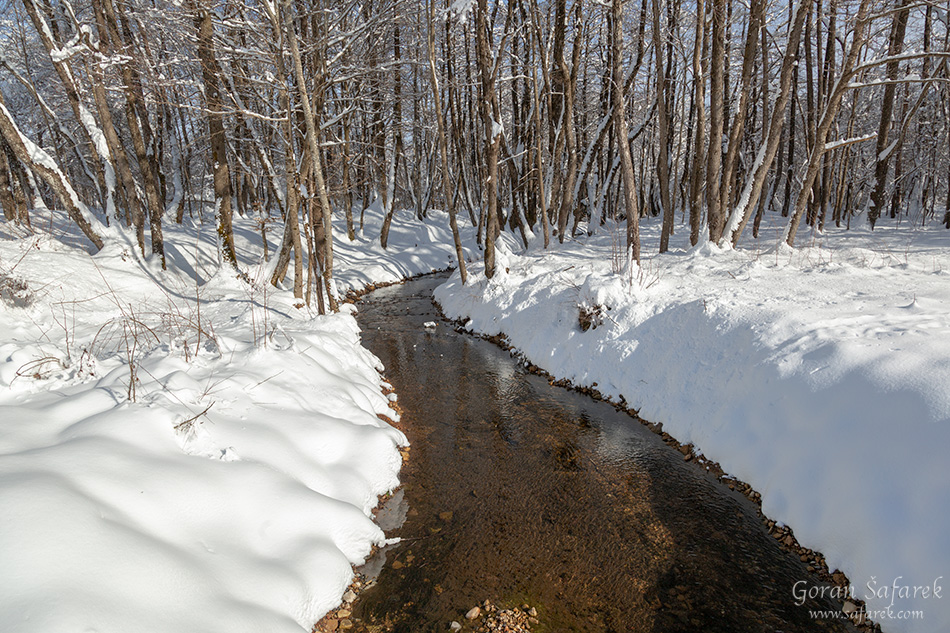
[{"x1": 350, "y1": 273, "x2": 857, "y2": 633}]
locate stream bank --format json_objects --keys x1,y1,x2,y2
[{"x1": 333, "y1": 272, "x2": 862, "y2": 633}]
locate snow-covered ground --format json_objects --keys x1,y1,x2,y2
[
  {"x1": 436, "y1": 215, "x2": 950, "y2": 633},
  {"x1": 0, "y1": 206, "x2": 472, "y2": 633},
  {"x1": 4, "y1": 199, "x2": 947, "y2": 632}
]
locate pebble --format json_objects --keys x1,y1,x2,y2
[
  {"x1": 449, "y1": 622, "x2": 462, "y2": 632},
  {"x1": 339, "y1": 619, "x2": 353, "y2": 630},
  {"x1": 337, "y1": 609, "x2": 351, "y2": 619},
  {"x1": 466, "y1": 606, "x2": 481, "y2": 620},
  {"x1": 342, "y1": 590, "x2": 357, "y2": 604}
]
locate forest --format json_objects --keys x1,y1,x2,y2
[
  {"x1": 1, "y1": 0, "x2": 948, "y2": 305},
  {"x1": 2, "y1": 1, "x2": 950, "y2": 632}
]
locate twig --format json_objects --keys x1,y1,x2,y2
[{"x1": 174, "y1": 402, "x2": 215, "y2": 431}]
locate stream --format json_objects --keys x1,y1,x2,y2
[{"x1": 351, "y1": 273, "x2": 857, "y2": 633}]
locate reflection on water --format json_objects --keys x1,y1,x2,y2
[{"x1": 353, "y1": 274, "x2": 857, "y2": 633}]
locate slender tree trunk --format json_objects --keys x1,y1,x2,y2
[
  {"x1": 342, "y1": 102, "x2": 356, "y2": 240},
  {"x1": 558, "y1": 2, "x2": 582, "y2": 240},
  {"x1": 0, "y1": 144, "x2": 18, "y2": 222},
  {"x1": 654, "y1": 0, "x2": 673, "y2": 252},
  {"x1": 719, "y1": 0, "x2": 763, "y2": 220},
  {"x1": 380, "y1": 4, "x2": 404, "y2": 249},
  {"x1": 427, "y1": 0, "x2": 467, "y2": 283},
  {"x1": 705, "y1": 0, "x2": 726, "y2": 242},
  {"x1": 528, "y1": 4, "x2": 551, "y2": 249},
  {"x1": 102, "y1": 0, "x2": 166, "y2": 266},
  {"x1": 475, "y1": 0, "x2": 501, "y2": 278},
  {"x1": 191, "y1": 0, "x2": 236, "y2": 269},
  {"x1": 688, "y1": 0, "x2": 706, "y2": 245},
  {"x1": 0, "y1": 93, "x2": 104, "y2": 249},
  {"x1": 282, "y1": 0, "x2": 336, "y2": 310},
  {"x1": 612, "y1": 0, "x2": 640, "y2": 264},
  {"x1": 868, "y1": 0, "x2": 911, "y2": 229},
  {"x1": 785, "y1": 0, "x2": 872, "y2": 245},
  {"x1": 721, "y1": 0, "x2": 813, "y2": 245}
]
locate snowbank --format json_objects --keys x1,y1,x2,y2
[
  {"x1": 435, "y1": 219, "x2": 950, "y2": 633},
  {"x1": 0, "y1": 205, "x2": 468, "y2": 633}
]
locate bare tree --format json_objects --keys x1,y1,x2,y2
[{"x1": 612, "y1": 0, "x2": 641, "y2": 263}]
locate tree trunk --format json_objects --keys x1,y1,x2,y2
[
  {"x1": 705, "y1": 0, "x2": 726, "y2": 242},
  {"x1": 282, "y1": 0, "x2": 337, "y2": 310},
  {"x1": 191, "y1": 0, "x2": 237, "y2": 269},
  {"x1": 785, "y1": 0, "x2": 872, "y2": 245},
  {"x1": 612, "y1": 0, "x2": 640, "y2": 264},
  {"x1": 380, "y1": 4, "x2": 404, "y2": 249},
  {"x1": 654, "y1": 0, "x2": 673, "y2": 252},
  {"x1": 718, "y1": 0, "x2": 763, "y2": 223},
  {"x1": 688, "y1": 0, "x2": 706, "y2": 246},
  {"x1": 0, "y1": 143, "x2": 18, "y2": 222},
  {"x1": 476, "y1": 0, "x2": 501, "y2": 278},
  {"x1": 427, "y1": 0, "x2": 467, "y2": 283},
  {"x1": 868, "y1": 0, "x2": 911, "y2": 229},
  {"x1": 721, "y1": 0, "x2": 813, "y2": 245},
  {"x1": 0, "y1": 94, "x2": 104, "y2": 249}
]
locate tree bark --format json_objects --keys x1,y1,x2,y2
[
  {"x1": 191, "y1": 0, "x2": 236, "y2": 269},
  {"x1": 688, "y1": 0, "x2": 706, "y2": 246},
  {"x1": 868, "y1": 0, "x2": 911, "y2": 229},
  {"x1": 282, "y1": 0, "x2": 337, "y2": 310},
  {"x1": 612, "y1": 0, "x2": 640, "y2": 264},
  {"x1": 705, "y1": 0, "x2": 726, "y2": 242},
  {"x1": 785, "y1": 0, "x2": 872, "y2": 246},
  {"x1": 653, "y1": 0, "x2": 673, "y2": 252},
  {"x1": 721, "y1": 0, "x2": 813, "y2": 245},
  {"x1": 0, "y1": 94, "x2": 104, "y2": 249},
  {"x1": 475, "y1": 0, "x2": 502, "y2": 278},
  {"x1": 427, "y1": 0, "x2": 468, "y2": 283}
]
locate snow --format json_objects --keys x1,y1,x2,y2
[
  {"x1": 78, "y1": 103, "x2": 117, "y2": 218},
  {"x1": 435, "y1": 217, "x2": 950, "y2": 633},
  {"x1": 490, "y1": 116, "x2": 505, "y2": 141},
  {"x1": 326, "y1": 199, "x2": 477, "y2": 295},
  {"x1": 0, "y1": 101, "x2": 110, "y2": 242},
  {"x1": 722, "y1": 141, "x2": 768, "y2": 244},
  {"x1": 824, "y1": 133, "x2": 877, "y2": 152},
  {"x1": 0, "y1": 205, "x2": 470, "y2": 633},
  {"x1": 4, "y1": 193, "x2": 947, "y2": 631},
  {"x1": 446, "y1": 0, "x2": 476, "y2": 23}
]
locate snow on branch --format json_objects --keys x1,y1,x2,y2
[
  {"x1": 853, "y1": 51, "x2": 950, "y2": 75},
  {"x1": 824, "y1": 133, "x2": 877, "y2": 152}
]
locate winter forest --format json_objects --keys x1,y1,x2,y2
[
  {"x1": 1, "y1": 0, "x2": 949, "y2": 631},
  {"x1": 1, "y1": 0, "x2": 948, "y2": 284}
]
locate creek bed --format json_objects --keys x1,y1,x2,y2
[{"x1": 350, "y1": 273, "x2": 856, "y2": 633}]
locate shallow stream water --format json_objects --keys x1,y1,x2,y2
[{"x1": 352, "y1": 273, "x2": 856, "y2": 633}]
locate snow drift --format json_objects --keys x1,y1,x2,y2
[
  {"x1": 436, "y1": 220, "x2": 950, "y2": 633},
  {"x1": 0, "y1": 206, "x2": 470, "y2": 633}
]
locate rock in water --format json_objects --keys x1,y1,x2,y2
[{"x1": 465, "y1": 606, "x2": 481, "y2": 620}]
